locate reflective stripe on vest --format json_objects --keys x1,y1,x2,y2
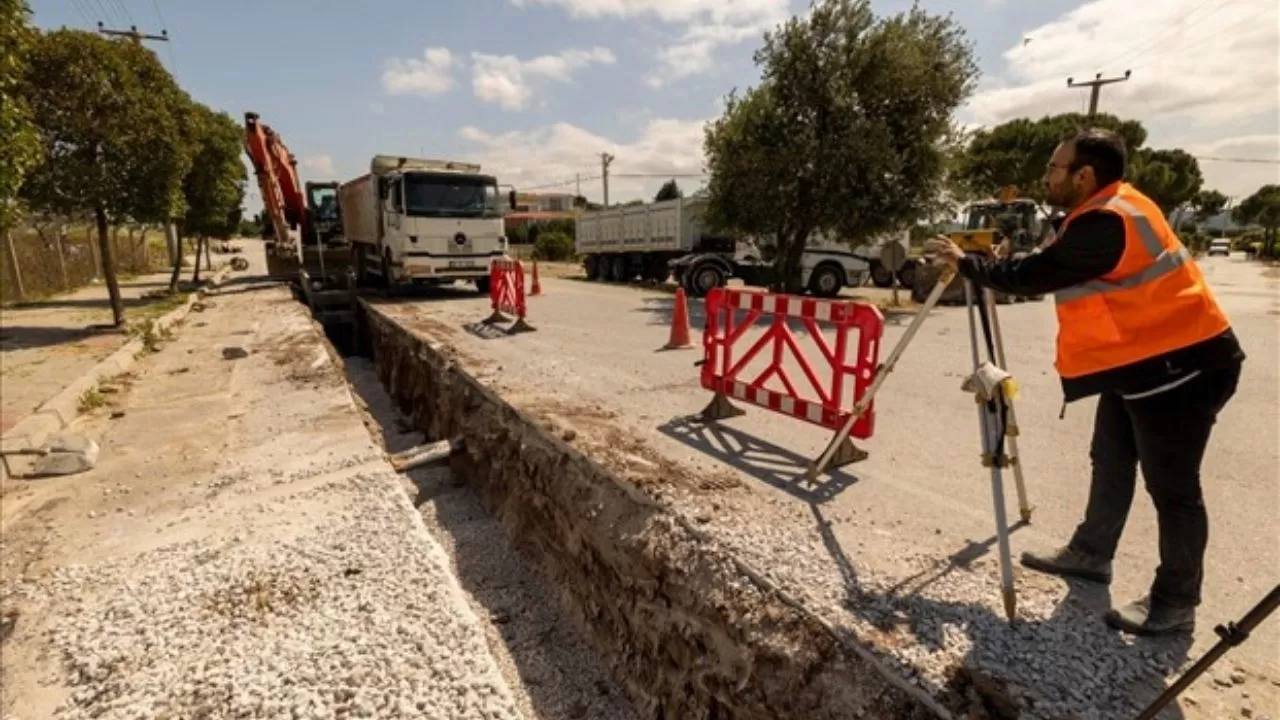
[
  {"x1": 1051, "y1": 182, "x2": 1231, "y2": 380},
  {"x1": 1053, "y1": 195, "x2": 1188, "y2": 304}
]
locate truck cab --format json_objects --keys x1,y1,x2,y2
[{"x1": 344, "y1": 155, "x2": 514, "y2": 290}]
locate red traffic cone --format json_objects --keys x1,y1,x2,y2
[
  {"x1": 530, "y1": 260, "x2": 543, "y2": 296},
  {"x1": 663, "y1": 287, "x2": 694, "y2": 350}
]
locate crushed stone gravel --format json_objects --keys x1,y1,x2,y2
[{"x1": 8, "y1": 471, "x2": 524, "y2": 720}]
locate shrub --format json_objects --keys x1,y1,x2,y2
[{"x1": 533, "y1": 231, "x2": 575, "y2": 261}]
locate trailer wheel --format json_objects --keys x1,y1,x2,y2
[
  {"x1": 474, "y1": 277, "x2": 490, "y2": 295},
  {"x1": 608, "y1": 255, "x2": 629, "y2": 282},
  {"x1": 870, "y1": 262, "x2": 894, "y2": 288},
  {"x1": 584, "y1": 255, "x2": 601, "y2": 280},
  {"x1": 643, "y1": 256, "x2": 670, "y2": 283},
  {"x1": 809, "y1": 263, "x2": 845, "y2": 298}
]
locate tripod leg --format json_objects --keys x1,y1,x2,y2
[
  {"x1": 966, "y1": 281, "x2": 1017, "y2": 622},
  {"x1": 808, "y1": 266, "x2": 956, "y2": 481},
  {"x1": 983, "y1": 288, "x2": 1033, "y2": 523}
]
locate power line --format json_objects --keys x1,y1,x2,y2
[
  {"x1": 111, "y1": 0, "x2": 134, "y2": 25},
  {"x1": 1128, "y1": 6, "x2": 1276, "y2": 73},
  {"x1": 1195, "y1": 156, "x2": 1280, "y2": 165},
  {"x1": 147, "y1": 0, "x2": 180, "y2": 78},
  {"x1": 1098, "y1": 0, "x2": 1226, "y2": 70}
]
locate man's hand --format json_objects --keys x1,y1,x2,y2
[{"x1": 926, "y1": 235, "x2": 965, "y2": 268}]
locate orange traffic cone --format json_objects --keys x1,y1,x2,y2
[
  {"x1": 530, "y1": 260, "x2": 543, "y2": 296},
  {"x1": 663, "y1": 287, "x2": 694, "y2": 350}
]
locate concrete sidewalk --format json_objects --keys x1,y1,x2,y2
[
  {"x1": 0, "y1": 258, "x2": 231, "y2": 436},
  {"x1": 0, "y1": 278, "x2": 524, "y2": 720}
]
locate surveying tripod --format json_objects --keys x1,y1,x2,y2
[{"x1": 809, "y1": 243, "x2": 1032, "y2": 622}]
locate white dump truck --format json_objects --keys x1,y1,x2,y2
[
  {"x1": 576, "y1": 195, "x2": 869, "y2": 297},
  {"x1": 340, "y1": 155, "x2": 515, "y2": 291}
]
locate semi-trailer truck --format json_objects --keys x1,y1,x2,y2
[
  {"x1": 340, "y1": 155, "x2": 516, "y2": 291},
  {"x1": 575, "y1": 195, "x2": 870, "y2": 297}
]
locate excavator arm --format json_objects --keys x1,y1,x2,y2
[{"x1": 243, "y1": 112, "x2": 307, "y2": 273}]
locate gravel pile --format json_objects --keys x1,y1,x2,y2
[
  {"x1": 674, "y1": 488, "x2": 1213, "y2": 720},
  {"x1": 11, "y1": 471, "x2": 522, "y2": 720}
]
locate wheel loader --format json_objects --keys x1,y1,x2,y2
[{"x1": 911, "y1": 187, "x2": 1050, "y2": 305}]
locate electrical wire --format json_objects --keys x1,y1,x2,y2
[{"x1": 1097, "y1": 0, "x2": 1227, "y2": 71}]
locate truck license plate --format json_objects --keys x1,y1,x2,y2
[{"x1": 448, "y1": 260, "x2": 476, "y2": 269}]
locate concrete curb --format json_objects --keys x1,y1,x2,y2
[{"x1": 0, "y1": 264, "x2": 235, "y2": 479}]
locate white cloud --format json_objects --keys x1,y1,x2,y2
[
  {"x1": 382, "y1": 47, "x2": 457, "y2": 97},
  {"x1": 369, "y1": 102, "x2": 385, "y2": 115},
  {"x1": 300, "y1": 154, "x2": 336, "y2": 178},
  {"x1": 509, "y1": 0, "x2": 789, "y2": 85},
  {"x1": 471, "y1": 47, "x2": 615, "y2": 111},
  {"x1": 456, "y1": 117, "x2": 708, "y2": 201},
  {"x1": 963, "y1": 0, "x2": 1278, "y2": 198}
]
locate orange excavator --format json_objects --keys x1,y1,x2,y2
[
  {"x1": 242, "y1": 111, "x2": 349, "y2": 282},
  {"x1": 243, "y1": 112, "x2": 354, "y2": 330}
]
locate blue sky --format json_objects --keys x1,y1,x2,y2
[{"x1": 30, "y1": 0, "x2": 1279, "y2": 212}]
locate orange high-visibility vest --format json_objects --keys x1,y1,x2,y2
[{"x1": 1054, "y1": 181, "x2": 1230, "y2": 379}]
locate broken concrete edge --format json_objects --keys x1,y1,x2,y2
[
  {"x1": 0, "y1": 264, "x2": 235, "y2": 480},
  {"x1": 357, "y1": 298, "x2": 954, "y2": 720}
]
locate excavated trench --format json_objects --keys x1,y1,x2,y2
[{"x1": 324, "y1": 298, "x2": 954, "y2": 720}]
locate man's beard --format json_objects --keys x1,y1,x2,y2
[{"x1": 1045, "y1": 186, "x2": 1078, "y2": 211}]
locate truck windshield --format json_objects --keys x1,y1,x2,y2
[{"x1": 403, "y1": 173, "x2": 501, "y2": 218}]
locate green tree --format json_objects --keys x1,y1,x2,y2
[
  {"x1": 1129, "y1": 147, "x2": 1203, "y2": 217},
  {"x1": 1233, "y1": 184, "x2": 1280, "y2": 257},
  {"x1": 950, "y1": 113, "x2": 1147, "y2": 202},
  {"x1": 703, "y1": 0, "x2": 978, "y2": 292},
  {"x1": 182, "y1": 104, "x2": 247, "y2": 282},
  {"x1": 0, "y1": 0, "x2": 41, "y2": 231},
  {"x1": 19, "y1": 29, "x2": 193, "y2": 326},
  {"x1": 1191, "y1": 189, "x2": 1228, "y2": 224},
  {"x1": 654, "y1": 179, "x2": 682, "y2": 202}
]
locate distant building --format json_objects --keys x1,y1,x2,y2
[{"x1": 512, "y1": 192, "x2": 577, "y2": 213}]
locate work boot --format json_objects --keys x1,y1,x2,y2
[
  {"x1": 1019, "y1": 545, "x2": 1112, "y2": 584},
  {"x1": 1105, "y1": 595, "x2": 1195, "y2": 636}
]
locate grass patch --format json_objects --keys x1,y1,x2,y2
[
  {"x1": 128, "y1": 316, "x2": 175, "y2": 353},
  {"x1": 78, "y1": 386, "x2": 108, "y2": 414}
]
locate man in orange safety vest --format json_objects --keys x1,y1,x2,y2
[{"x1": 929, "y1": 128, "x2": 1245, "y2": 637}]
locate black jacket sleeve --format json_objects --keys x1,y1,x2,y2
[{"x1": 956, "y1": 211, "x2": 1126, "y2": 296}]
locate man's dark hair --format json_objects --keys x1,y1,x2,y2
[{"x1": 1064, "y1": 128, "x2": 1127, "y2": 187}]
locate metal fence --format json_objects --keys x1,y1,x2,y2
[{"x1": 1, "y1": 221, "x2": 168, "y2": 305}]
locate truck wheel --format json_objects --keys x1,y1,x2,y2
[
  {"x1": 608, "y1": 255, "x2": 629, "y2": 282},
  {"x1": 381, "y1": 250, "x2": 394, "y2": 291},
  {"x1": 584, "y1": 255, "x2": 601, "y2": 281},
  {"x1": 870, "y1": 262, "x2": 894, "y2": 288},
  {"x1": 896, "y1": 261, "x2": 916, "y2": 288},
  {"x1": 643, "y1": 257, "x2": 670, "y2": 283},
  {"x1": 474, "y1": 277, "x2": 490, "y2": 295},
  {"x1": 687, "y1": 262, "x2": 726, "y2": 297},
  {"x1": 808, "y1": 263, "x2": 844, "y2": 298}
]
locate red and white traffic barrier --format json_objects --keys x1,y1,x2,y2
[
  {"x1": 483, "y1": 258, "x2": 535, "y2": 334},
  {"x1": 699, "y1": 287, "x2": 883, "y2": 468}
]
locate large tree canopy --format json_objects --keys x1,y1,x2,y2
[
  {"x1": 703, "y1": 0, "x2": 978, "y2": 291},
  {"x1": 0, "y1": 0, "x2": 40, "y2": 229},
  {"x1": 20, "y1": 29, "x2": 194, "y2": 325},
  {"x1": 1233, "y1": 184, "x2": 1280, "y2": 257},
  {"x1": 949, "y1": 112, "x2": 1146, "y2": 203},
  {"x1": 654, "y1": 179, "x2": 682, "y2": 202},
  {"x1": 951, "y1": 112, "x2": 1204, "y2": 217},
  {"x1": 182, "y1": 104, "x2": 247, "y2": 283}
]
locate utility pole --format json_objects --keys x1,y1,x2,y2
[
  {"x1": 600, "y1": 152, "x2": 615, "y2": 207},
  {"x1": 96, "y1": 21, "x2": 169, "y2": 45},
  {"x1": 1067, "y1": 70, "x2": 1131, "y2": 116},
  {"x1": 97, "y1": 22, "x2": 175, "y2": 270}
]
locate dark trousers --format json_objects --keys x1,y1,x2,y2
[{"x1": 1069, "y1": 362, "x2": 1242, "y2": 608}]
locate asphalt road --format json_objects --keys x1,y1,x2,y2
[{"x1": 374, "y1": 253, "x2": 1279, "y2": 714}]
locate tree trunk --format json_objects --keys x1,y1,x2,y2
[
  {"x1": 191, "y1": 236, "x2": 204, "y2": 283},
  {"x1": 780, "y1": 230, "x2": 809, "y2": 295},
  {"x1": 96, "y1": 206, "x2": 125, "y2": 327},
  {"x1": 168, "y1": 223, "x2": 182, "y2": 293},
  {"x1": 204, "y1": 236, "x2": 213, "y2": 270}
]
